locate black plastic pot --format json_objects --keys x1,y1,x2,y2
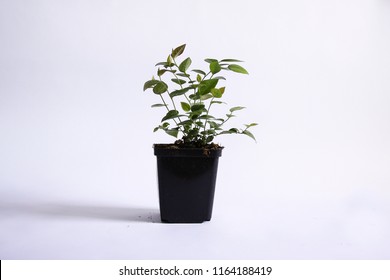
[{"x1": 154, "y1": 144, "x2": 223, "y2": 223}]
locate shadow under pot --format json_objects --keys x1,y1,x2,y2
[{"x1": 153, "y1": 144, "x2": 223, "y2": 223}]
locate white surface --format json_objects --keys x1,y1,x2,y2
[{"x1": 1, "y1": 0, "x2": 390, "y2": 259}]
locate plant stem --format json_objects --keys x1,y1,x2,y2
[
  {"x1": 203, "y1": 97, "x2": 214, "y2": 137},
  {"x1": 202, "y1": 73, "x2": 215, "y2": 130},
  {"x1": 159, "y1": 95, "x2": 169, "y2": 111},
  {"x1": 158, "y1": 76, "x2": 178, "y2": 111},
  {"x1": 158, "y1": 76, "x2": 185, "y2": 136}
]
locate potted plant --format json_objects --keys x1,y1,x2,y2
[{"x1": 143, "y1": 44, "x2": 257, "y2": 223}]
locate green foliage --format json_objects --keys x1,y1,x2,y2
[
  {"x1": 152, "y1": 81, "x2": 168, "y2": 94},
  {"x1": 180, "y1": 102, "x2": 191, "y2": 112},
  {"x1": 143, "y1": 44, "x2": 257, "y2": 145},
  {"x1": 171, "y1": 44, "x2": 186, "y2": 58},
  {"x1": 198, "y1": 79, "x2": 219, "y2": 96},
  {"x1": 210, "y1": 61, "x2": 221, "y2": 74},
  {"x1": 179, "y1": 57, "x2": 192, "y2": 72},
  {"x1": 228, "y1": 64, "x2": 249, "y2": 74}
]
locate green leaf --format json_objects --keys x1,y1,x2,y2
[
  {"x1": 245, "y1": 123, "x2": 258, "y2": 128},
  {"x1": 143, "y1": 79, "x2": 159, "y2": 91},
  {"x1": 154, "y1": 122, "x2": 169, "y2": 132},
  {"x1": 170, "y1": 87, "x2": 190, "y2": 98},
  {"x1": 153, "y1": 81, "x2": 168, "y2": 94},
  {"x1": 167, "y1": 55, "x2": 173, "y2": 64},
  {"x1": 165, "y1": 128, "x2": 179, "y2": 138},
  {"x1": 206, "y1": 136, "x2": 214, "y2": 143},
  {"x1": 220, "y1": 59, "x2": 244, "y2": 63},
  {"x1": 157, "y1": 68, "x2": 176, "y2": 77},
  {"x1": 196, "y1": 74, "x2": 202, "y2": 82},
  {"x1": 208, "y1": 121, "x2": 221, "y2": 129},
  {"x1": 211, "y1": 100, "x2": 226, "y2": 105},
  {"x1": 161, "y1": 110, "x2": 179, "y2": 122},
  {"x1": 181, "y1": 102, "x2": 191, "y2": 112},
  {"x1": 171, "y1": 78, "x2": 186, "y2": 85},
  {"x1": 157, "y1": 69, "x2": 176, "y2": 76},
  {"x1": 189, "y1": 94, "x2": 200, "y2": 100},
  {"x1": 228, "y1": 64, "x2": 249, "y2": 74},
  {"x1": 242, "y1": 130, "x2": 256, "y2": 141},
  {"x1": 188, "y1": 128, "x2": 200, "y2": 137},
  {"x1": 176, "y1": 73, "x2": 189, "y2": 78},
  {"x1": 151, "y1": 103, "x2": 165, "y2": 108},
  {"x1": 200, "y1": 93, "x2": 213, "y2": 100},
  {"x1": 157, "y1": 69, "x2": 167, "y2": 76},
  {"x1": 205, "y1": 58, "x2": 218, "y2": 63},
  {"x1": 155, "y1": 61, "x2": 169, "y2": 67},
  {"x1": 171, "y1": 44, "x2": 186, "y2": 58},
  {"x1": 177, "y1": 120, "x2": 193, "y2": 126},
  {"x1": 198, "y1": 79, "x2": 218, "y2": 95},
  {"x1": 211, "y1": 88, "x2": 222, "y2": 98},
  {"x1": 190, "y1": 112, "x2": 201, "y2": 120},
  {"x1": 230, "y1": 106, "x2": 246, "y2": 112},
  {"x1": 191, "y1": 104, "x2": 205, "y2": 112},
  {"x1": 192, "y1": 69, "x2": 206, "y2": 75},
  {"x1": 179, "y1": 57, "x2": 192, "y2": 72},
  {"x1": 229, "y1": 128, "x2": 239, "y2": 133},
  {"x1": 198, "y1": 115, "x2": 215, "y2": 120},
  {"x1": 210, "y1": 61, "x2": 221, "y2": 74},
  {"x1": 213, "y1": 76, "x2": 226, "y2": 80}
]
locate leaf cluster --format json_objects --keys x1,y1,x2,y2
[{"x1": 143, "y1": 44, "x2": 257, "y2": 146}]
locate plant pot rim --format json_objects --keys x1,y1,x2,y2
[{"x1": 153, "y1": 143, "x2": 223, "y2": 158}]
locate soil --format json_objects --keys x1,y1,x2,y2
[
  {"x1": 155, "y1": 140, "x2": 222, "y2": 150},
  {"x1": 153, "y1": 141, "x2": 223, "y2": 156}
]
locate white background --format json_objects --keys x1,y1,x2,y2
[{"x1": 0, "y1": 0, "x2": 389, "y2": 259}]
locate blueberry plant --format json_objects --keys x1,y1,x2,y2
[{"x1": 143, "y1": 44, "x2": 257, "y2": 147}]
